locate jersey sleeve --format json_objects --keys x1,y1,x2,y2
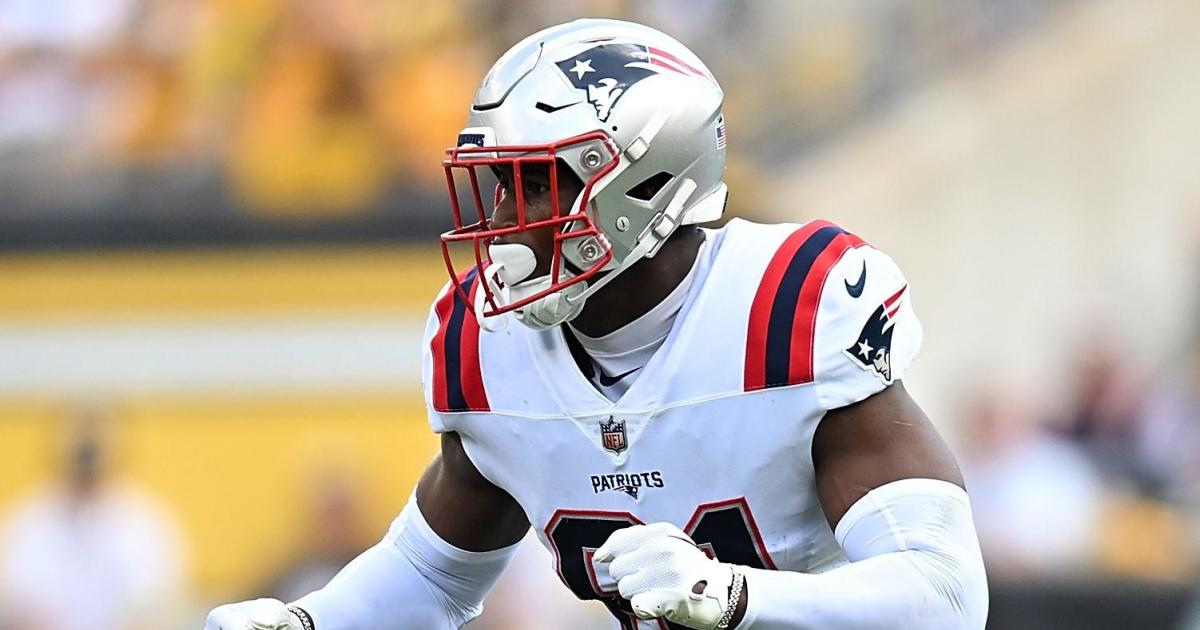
[
  {"x1": 422, "y1": 267, "x2": 490, "y2": 434},
  {"x1": 421, "y1": 297, "x2": 448, "y2": 433},
  {"x1": 811, "y1": 244, "x2": 923, "y2": 411},
  {"x1": 741, "y1": 219, "x2": 921, "y2": 409}
]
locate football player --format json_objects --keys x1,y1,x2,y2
[{"x1": 207, "y1": 18, "x2": 988, "y2": 630}]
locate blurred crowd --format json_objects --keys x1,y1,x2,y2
[
  {"x1": 0, "y1": 0, "x2": 485, "y2": 220},
  {"x1": 0, "y1": 407, "x2": 189, "y2": 630},
  {"x1": 0, "y1": 0, "x2": 1077, "y2": 235},
  {"x1": 962, "y1": 335, "x2": 1200, "y2": 582}
]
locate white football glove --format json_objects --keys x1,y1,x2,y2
[
  {"x1": 595, "y1": 522, "x2": 742, "y2": 630},
  {"x1": 204, "y1": 598, "x2": 305, "y2": 630}
]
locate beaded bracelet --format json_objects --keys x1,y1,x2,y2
[
  {"x1": 287, "y1": 605, "x2": 316, "y2": 630},
  {"x1": 716, "y1": 570, "x2": 745, "y2": 629}
]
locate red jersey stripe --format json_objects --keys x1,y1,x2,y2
[
  {"x1": 430, "y1": 267, "x2": 490, "y2": 413},
  {"x1": 457, "y1": 275, "x2": 489, "y2": 411},
  {"x1": 744, "y1": 220, "x2": 834, "y2": 391},
  {"x1": 785, "y1": 231, "x2": 867, "y2": 385}
]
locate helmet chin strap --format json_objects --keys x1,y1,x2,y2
[
  {"x1": 476, "y1": 178, "x2": 697, "y2": 332},
  {"x1": 475, "y1": 244, "x2": 588, "y2": 332}
]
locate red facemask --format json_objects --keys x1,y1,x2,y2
[{"x1": 441, "y1": 131, "x2": 621, "y2": 318}]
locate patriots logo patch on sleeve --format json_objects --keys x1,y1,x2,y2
[{"x1": 844, "y1": 284, "x2": 907, "y2": 383}]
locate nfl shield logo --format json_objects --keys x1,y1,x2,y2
[{"x1": 600, "y1": 417, "x2": 628, "y2": 454}]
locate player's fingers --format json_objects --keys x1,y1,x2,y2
[
  {"x1": 607, "y1": 545, "x2": 654, "y2": 581},
  {"x1": 248, "y1": 621, "x2": 289, "y2": 630},
  {"x1": 607, "y1": 547, "x2": 635, "y2": 578},
  {"x1": 598, "y1": 521, "x2": 694, "y2": 562},
  {"x1": 205, "y1": 609, "x2": 246, "y2": 630},
  {"x1": 595, "y1": 524, "x2": 646, "y2": 562},
  {"x1": 592, "y1": 556, "x2": 619, "y2": 593},
  {"x1": 614, "y1": 563, "x2": 665, "y2": 599},
  {"x1": 630, "y1": 589, "x2": 681, "y2": 620}
]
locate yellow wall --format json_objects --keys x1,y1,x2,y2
[
  {"x1": 0, "y1": 245, "x2": 449, "y2": 321},
  {"x1": 0, "y1": 392, "x2": 439, "y2": 599},
  {"x1": 0, "y1": 245, "x2": 464, "y2": 598}
]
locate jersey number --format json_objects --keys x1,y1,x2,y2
[{"x1": 545, "y1": 498, "x2": 777, "y2": 630}]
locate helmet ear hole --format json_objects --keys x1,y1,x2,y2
[{"x1": 625, "y1": 171, "x2": 674, "y2": 201}]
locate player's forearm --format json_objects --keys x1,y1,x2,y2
[
  {"x1": 292, "y1": 498, "x2": 519, "y2": 630},
  {"x1": 737, "y1": 548, "x2": 986, "y2": 629},
  {"x1": 736, "y1": 479, "x2": 988, "y2": 630},
  {"x1": 291, "y1": 542, "x2": 464, "y2": 630}
]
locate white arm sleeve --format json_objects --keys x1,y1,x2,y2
[
  {"x1": 291, "y1": 496, "x2": 520, "y2": 630},
  {"x1": 736, "y1": 479, "x2": 988, "y2": 630}
]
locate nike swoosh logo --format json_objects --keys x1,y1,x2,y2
[
  {"x1": 535, "y1": 101, "x2": 581, "y2": 113},
  {"x1": 597, "y1": 367, "x2": 641, "y2": 387},
  {"x1": 845, "y1": 260, "x2": 867, "y2": 298}
]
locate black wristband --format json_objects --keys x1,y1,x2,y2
[{"x1": 287, "y1": 605, "x2": 316, "y2": 630}]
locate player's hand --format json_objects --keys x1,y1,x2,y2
[
  {"x1": 595, "y1": 522, "x2": 741, "y2": 630},
  {"x1": 204, "y1": 598, "x2": 303, "y2": 630}
]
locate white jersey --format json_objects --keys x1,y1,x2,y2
[{"x1": 421, "y1": 218, "x2": 922, "y2": 629}]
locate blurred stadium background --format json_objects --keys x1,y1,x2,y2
[{"x1": 1, "y1": 0, "x2": 1198, "y2": 628}]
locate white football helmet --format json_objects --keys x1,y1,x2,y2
[{"x1": 441, "y1": 18, "x2": 727, "y2": 330}]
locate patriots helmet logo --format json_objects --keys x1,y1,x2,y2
[
  {"x1": 844, "y1": 284, "x2": 908, "y2": 383},
  {"x1": 556, "y1": 43, "x2": 711, "y2": 122},
  {"x1": 556, "y1": 44, "x2": 654, "y2": 122}
]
